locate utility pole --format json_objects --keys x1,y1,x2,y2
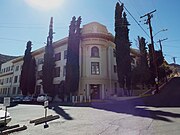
[
  {"x1": 140, "y1": 10, "x2": 159, "y2": 92},
  {"x1": 173, "y1": 57, "x2": 177, "y2": 64},
  {"x1": 157, "y1": 38, "x2": 168, "y2": 52}
]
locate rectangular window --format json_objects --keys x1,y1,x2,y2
[
  {"x1": 15, "y1": 66, "x2": 19, "y2": 71},
  {"x1": 9, "y1": 77, "x2": 12, "y2": 83},
  {"x1": 12, "y1": 87, "x2": 16, "y2": 95},
  {"x1": 55, "y1": 52, "x2": 61, "y2": 61},
  {"x1": 1, "y1": 79, "x2": 4, "y2": 85},
  {"x1": 37, "y1": 70, "x2": 43, "y2": 80},
  {"x1": 17, "y1": 87, "x2": 21, "y2": 94},
  {"x1": 63, "y1": 66, "x2": 66, "y2": 77},
  {"x1": 54, "y1": 67, "x2": 60, "y2": 77},
  {"x1": 3, "y1": 88, "x2": 6, "y2": 95},
  {"x1": 6, "y1": 78, "x2": 9, "y2": 83},
  {"x1": 7, "y1": 88, "x2": 10, "y2": 95},
  {"x1": 38, "y1": 58, "x2": 44, "y2": 65},
  {"x1": 14, "y1": 76, "x2": 18, "y2": 83},
  {"x1": 11, "y1": 66, "x2": 14, "y2": 71},
  {"x1": 91, "y1": 62, "x2": 100, "y2": 75},
  {"x1": 64, "y1": 50, "x2": 67, "y2": 59}
]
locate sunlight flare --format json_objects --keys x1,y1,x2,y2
[{"x1": 25, "y1": 0, "x2": 64, "y2": 11}]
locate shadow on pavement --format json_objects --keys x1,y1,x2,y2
[
  {"x1": 49, "y1": 103, "x2": 73, "y2": 120},
  {"x1": 92, "y1": 77, "x2": 180, "y2": 122}
]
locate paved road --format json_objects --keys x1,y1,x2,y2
[{"x1": 0, "y1": 77, "x2": 180, "y2": 135}]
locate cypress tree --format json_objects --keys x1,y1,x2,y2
[
  {"x1": 27, "y1": 57, "x2": 36, "y2": 95},
  {"x1": 42, "y1": 17, "x2": 55, "y2": 97},
  {"x1": 138, "y1": 36, "x2": 150, "y2": 87},
  {"x1": 20, "y1": 41, "x2": 33, "y2": 96},
  {"x1": 65, "y1": 16, "x2": 82, "y2": 98},
  {"x1": 114, "y1": 3, "x2": 132, "y2": 95}
]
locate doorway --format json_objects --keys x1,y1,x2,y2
[{"x1": 90, "y1": 84, "x2": 100, "y2": 99}]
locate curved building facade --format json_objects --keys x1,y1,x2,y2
[{"x1": 0, "y1": 22, "x2": 138, "y2": 100}]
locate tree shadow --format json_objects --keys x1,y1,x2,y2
[
  {"x1": 92, "y1": 98, "x2": 180, "y2": 122},
  {"x1": 92, "y1": 77, "x2": 180, "y2": 122},
  {"x1": 49, "y1": 103, "x2": 73, "y2": 120}
]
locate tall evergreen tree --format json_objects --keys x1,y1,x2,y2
[
  {"x1": 27, "y1": 57, "x2": 36, "y2": 95},
  {"x1": 138, "y1": 36, "x2": 150, "y2": 86},
  {"x1": 42, "y1": 17, "x2": 55, "y2": 97},
  {"x1": 20, "y1": 41, "x2": 32, "y2": 95},
  {"x1": 65, "y1": 16, "x2": 82, "y2": 98},
  {"x1": 114, "y1": 3, "x2": 132, "y2": 94}
]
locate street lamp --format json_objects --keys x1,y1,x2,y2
[{"x1": 153, "y1": 29, "x2": 168, "y2": 37}]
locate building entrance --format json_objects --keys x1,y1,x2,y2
[{"x1": 90, "y1": 84, "x2": 100, "y2": 99}]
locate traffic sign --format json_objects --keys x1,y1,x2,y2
[{"x1": 4, "y1": 97, "x2": 10, "y2": 107}]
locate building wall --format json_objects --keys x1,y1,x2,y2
[{"x1": 0, "y1": 22, "x2": 138, "y2": 100}]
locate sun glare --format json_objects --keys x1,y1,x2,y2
[{"x1": 25, "y1": 0, "x2": 64, "y2": 11}]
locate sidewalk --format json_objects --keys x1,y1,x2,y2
[
  {"x1": 140, "y1": 77, "x2": 173, "y2": 97},
  {"x1": 108, "y1": 96, "x2": 139, "y2": 102}
]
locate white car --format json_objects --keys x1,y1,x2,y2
[
  {"x1": 37, "y1": 94, "x2": 52, "y2": 102},
  {"x1": 0, "y1": 109, "x2": 12, "y2": 127}
]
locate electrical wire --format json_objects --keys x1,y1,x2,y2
[{"x1": 117, "y1": 0, "x2": 150, "y2": 39}]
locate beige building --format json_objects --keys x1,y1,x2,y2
[{"x1": 0, "y1": 22, "x2": 139, "y2": 100}]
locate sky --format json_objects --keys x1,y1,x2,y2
[{"x1": 0, "y1": 0, "x2": 180, "y2": 64}]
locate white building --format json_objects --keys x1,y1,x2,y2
[{"x1": 0, "y1": 22, "x2": 139, "y2": 100}]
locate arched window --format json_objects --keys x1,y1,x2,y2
[{"x1": 91, "y1": 46, "x2": 99, "y2": 57}]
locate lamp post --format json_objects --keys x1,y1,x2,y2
[{"x1": 153, "y1": 29, "x2": 168, "y2": 38}]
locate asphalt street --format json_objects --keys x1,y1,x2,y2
[{"x1": 0, "y1": 77, "x2": 180, "y2": 135}]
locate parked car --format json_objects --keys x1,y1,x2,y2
[
  {"x1": 22, "y1": 96, "x2": 33, "y2": 102},
  {"x1": 37, "y1": 94, "x2": 52, "y2": 102},
  {"x1": 12, "y1": 96, "x2": 24, "y2": 103},
  {"x1": 0, "y1": 109, "x2": 11, "y2": 127}
]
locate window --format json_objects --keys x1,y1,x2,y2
[
  {"x1": 131, "y1": 58, "x2": 135, "y2": 64},
  {"x1": 15, "y1": 66, "x2": 19, "y2": 71},
  {"x1": 91, "y1": 62, "x2": 100, "y2": 75},
  {"x1": 11, "y1": 66, "x2": 14, "y2": 71},
  {"x1": 64, "y1": 50, "x2": 67, "y2": 59},
  {"x1": 14, "y1": 76, "x2": 18, "y2": 83},
  {"x1": 17, "y1": 87, "x2": 21, "y2": 94},
  {"x1": 54, "y1": 67, "x2": 60, "y2": 77},
  {"x1": 3, "y1": 88, "x2": 7, "y2": 95},
  {"x1": 1, "y1": 79, "x2": 4, "y2": 85},
  {"x1": 91, "y1": 46, "x2": 99, "y2": 57},
  {"x1": 114, "y1": 65, "x2": 117, "y2": 73},
  {"x1": 55, "y1": 52, "x2": 61, "y2": 61},
  {"x1": 9, "y1": 77, "x2": 12, "y2": 83},
  {"x1": 6, "y1": 78, "x2": 9, "y2": 83},
  {"x1": 37, "y1": 70, "x2": 43, "y2": 80},
  {"x1": 38, "y1": 58, "x2": 44, "y2": 65},
  {"x1": 7, "y1": 88, "x2": 10, "y2": 95},
  {"x1": 63, "y1": 66, "x2": 66, "y2": 77},
  {"x1": 12, "y1": 87, "x2": 16, "y2": 95}
]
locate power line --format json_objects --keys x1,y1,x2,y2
[
  {"x1": 0, "y1": 37, "x2": 44, "y2": 45},
  {"x1": 117, "y1": 0, "x2": 150, "y2": 39},
  {"x1": 0, "y1": 37, "x2": 26, "y2": 42}
]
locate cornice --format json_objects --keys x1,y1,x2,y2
[
  {"x1": 81, "y1": 33, "x2": 114, "y2": 42},
  {"x1": 0, "y1": 71, "x2": 13, "y2": 77}
]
